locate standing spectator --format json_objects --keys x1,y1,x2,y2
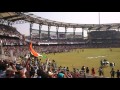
[
  {"x1": 110, "y1": 68, "x2": 115, "y2": 78},
  {"x1": 81, "y1": 66, "x2": 85, "y2": 73},
  {"x1": 86, "y1": 67, "x2": 89, "y2": 74},
  {"x1": 0, "y1": 63, "x2": 7, "y2": 78},
  {"x1": 98, "y1": 67, "x2": 104, "y2": 76},
  {"x1": 65, "y1": 72, "x2": 72, "y2": 78},
  {"x1": 91, "y1": 67, "x2": 95, "y2": 76},
  {"x1": 100, "y1": 60, "x2": 103, "y2": 66},
  {"x1": 57, "y1": 71, "x2": 66, "y2": 78},
  {"x1": 116, "y1": 70, "x2": 120, "y2": 78},
  {"x1": 52, "y1": 60, "x2": 57, "y2": 71},
  {"x1": 66, "y1": 67, "x2": 69, "y2": 72}
]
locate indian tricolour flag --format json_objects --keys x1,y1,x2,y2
[{"x1": 29, "y1": 42, "x2": 47, "y2": 58}]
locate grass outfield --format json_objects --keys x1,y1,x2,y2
[{"x1": 41, "y1": 48, "x2": 120, "y2": 77}]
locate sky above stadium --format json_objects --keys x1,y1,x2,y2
[{"x1": 13, "y1": 12, "x2": 120, "y2": 36}]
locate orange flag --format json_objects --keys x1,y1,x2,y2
[{"x1": 29, "y1": 42, "x2": 42, "y2": 57}]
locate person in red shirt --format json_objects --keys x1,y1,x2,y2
[{"x1": 91, "y1": 67, "x2": 95, "y2": 76}]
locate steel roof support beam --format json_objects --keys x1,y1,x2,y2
[
  {"x1": 9, "y1": 17, "x2": 25, "y2": 22},
  {"x1": 82, "y1": 28, "x2": 84, "y2": 39},
  {"x1": 39, "y1": 24, "x2": 42, "y2": 40},
  {"x1": 65, "y1": 26, "x2": 68, "y2": 39},
  {"x1": 30, "y1": 22, "x2": 33, "y2": 39},
  {"x1": 48, "y1": 25, "x2": 51, "y2": 40},
  {"x1": 87, "y1": 29, "x2": 89, "y2": 39},
  {"x1": 56, "y1": 26, "x2": 59, "y2": 40},
  {"x1": 73, "y1": 28, "x2": 76, "y2": 39}
]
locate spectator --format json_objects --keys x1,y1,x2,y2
[
  {"x1": 86, "y1": 67, "x2": 89, "y2": 74},
  {"x1": 110, "y1": 68, "x2": 115, "y2": 78},
  {"x1": 91, "y1": 67, "x2": 95, "y2": 76},
  {"x1": 58, "y1": 71, "x2": 65, "y2": 78},
  {"x1": 116, "y1": 70, "x2": 120, "y2": 78},
  {"x1": 98, "y1": 67, "x2": 104, "y2": 76}
]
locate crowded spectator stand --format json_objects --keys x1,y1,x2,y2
[{"x1": 0, "y1": 12, "x2": 120, "y2": 78}]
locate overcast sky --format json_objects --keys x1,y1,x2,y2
[{"x1": 12, "y1": 12, "x2": 120, "y2": 36}]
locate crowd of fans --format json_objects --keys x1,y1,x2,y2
[
  {"x1": 30, "y1": 38, "x2": 87, "y2": 45},
  {"x1": 86, "y1": 43, "x2": 120, "y2": 48},
  {"x1": 2, "y1": 45, "x2": 82, "y2": 57},
  {"x1": 0, "y1": 38, "x2": 24, "y2": 45},
  {"x1": 0, "y1": 24, "x2": 22, "y2": 38},
  {"x1": 0, "y1": 24, "x2": 25, "y2": 46},
  {"x1": 0, "y1": 57, "x2": 120, "y2": 78}
]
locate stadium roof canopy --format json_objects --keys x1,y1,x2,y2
[
  {"x1": 1, "y1": 12, "x2": 120, "y2": 30},
  {"x1": 0, "y1": 12, "x2": 26, "y2": 22}
]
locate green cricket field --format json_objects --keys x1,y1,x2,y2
[{"x1": 41, "y1": 48, "x2": 120, "y2": 77}]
